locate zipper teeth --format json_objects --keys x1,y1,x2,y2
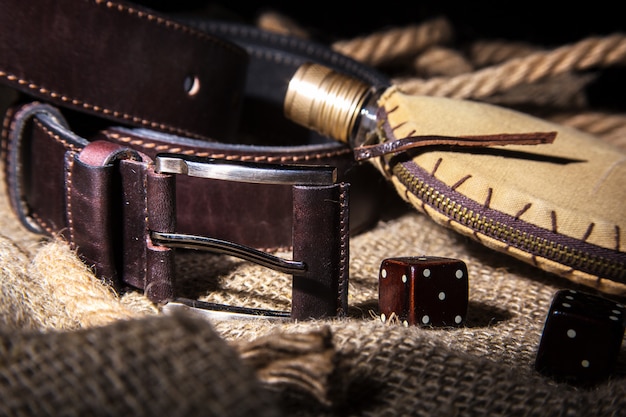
[{"x1": 394, "y1": 164, "x2": 625, "y2": 279}]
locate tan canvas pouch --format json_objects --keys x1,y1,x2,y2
[{"x1": 372, "y1": 87, "x2": 626, "y2": 296}]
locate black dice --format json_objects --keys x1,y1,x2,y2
[
  {"x1": 378, "y1": 256, "x2": 468, "y2": 327},
  {"x1": 535, "y1": 289, "x2": 626, "y2": 384}
]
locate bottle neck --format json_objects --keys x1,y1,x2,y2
[
  {"x1": 350, "y1": 87, "x2": 383, "y2": 148},
  {"x1": 284, "y1": 63, "x2": 381, "y2": 147}
]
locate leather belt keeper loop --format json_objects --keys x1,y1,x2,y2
[
  {"x1": 292, "y1": 184, "x2": 350, "y2": 320},
  {"x1": 5, "y1": 105, "x2": 178, "y2": 301},
  {"x1": 71, "y1": 146, "x2": 179, "y2": 302},
  {"x1": 145, "y1": 166, "x2": 177, "y2": 302},
  {"x1": 69, "y1": 147, "x2": 133, "y2": 288}
]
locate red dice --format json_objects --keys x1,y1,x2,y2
[{"x1": 378, "y1": 256, "x2": 469, "y2": 327}]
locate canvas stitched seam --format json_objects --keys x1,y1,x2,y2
[{"x1": 393, "y1": 160, "x2": 626, "y2": 281}]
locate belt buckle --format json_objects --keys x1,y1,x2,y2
[
  {"x1": 4, "y1": 105, "x2": 350, "y2": 323},
  {"x1": 151, "y1": 153, "x2": 350, "y2": 321}
]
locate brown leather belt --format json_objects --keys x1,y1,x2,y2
[{"x1": 0, "y1": 0, "x2": 389, "y2": 320}]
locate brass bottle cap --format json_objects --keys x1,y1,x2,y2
[{"x1": 284, "y1": 63, "x2": 371, "y2": 144}]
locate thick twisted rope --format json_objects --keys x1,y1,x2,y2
[
  {"x1": 393, "y1": 34, "x2": 626, "y2": 99},
  {"x1": 256, "y1": 11, "x2": 310, "y2": 39},
  {"x1": 331, "y1": 17, "x2": 453, "y2": 67},
  {"x1": 468, "y1": 40, "x2": 540, "y2": 68},
  {"x1": 412, "y1": 46, "x2": 473, "y2": 77}
]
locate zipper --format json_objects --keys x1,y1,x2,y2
[{"x1": 393, "y1": 161, "x2": 626, "y2": 283}]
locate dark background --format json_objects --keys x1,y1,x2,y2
[
  {"x1": 133, "y1": 1, "x2": 626, "y2": 46},
  {"x1": 129, "y1": 1, "x2": 626, "y2": 113}
]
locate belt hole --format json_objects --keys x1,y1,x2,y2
[{"x1": 184, "y1": 75, "x2": 200, "y2": 96}]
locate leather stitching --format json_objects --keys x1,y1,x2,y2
[
  {"x1": 30, "y1": 212, "x2": 55, "y2": 237},
  {"x1": 0, "y1": 106, "x2": 15, "y2": 172},
  {"x1": 34, "y1": 119, "x2": 81, "y2": 153},
  {"x1": 0, "y1": 70, "x2": 206, "y2": 141},
  {"x1": 93, "y1": 0, "x2": 245, "y2": 56},
  {"x1": 337, "y1": 183, "x2": 350, "y2": 316},
  {"x1": 65, "y1": 153, "x2": 76, "y2": 249},
  {"x1": 33, "y1": 118, "x2": 79, "y2": 239},
  {"x1": 101, "y1": 131, "x2": 352, "y2": 163},
  {"x1": 140, "y1": 164, "x2": 149, "y2": 279}
]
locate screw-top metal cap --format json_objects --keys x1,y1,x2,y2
[{"x1": 284, "y1": 63, "x2": 371, "y2": 144}]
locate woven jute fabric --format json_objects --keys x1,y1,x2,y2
[
  {"x1": 0, "y1": 313, "x2": 281, "y2": 417},
  {"x1": 1, "y1": 180, "x2": 625, "y2": 415},
  {"x1": 2, "y1": 10, "x2": 626, "y2": 417}
]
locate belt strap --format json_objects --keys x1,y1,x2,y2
[{"x1": 0, "y1": 0, "x2": 248, "y2": 140}]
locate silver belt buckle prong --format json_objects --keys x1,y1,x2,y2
[
  {"x1": 153, "y1": 153, "x2": 338, "y2": 320},
  {"x1": 155, "y1": 153, "x2": 337, "y2": 185},
  {"x1": 162, "y1": 298, "x2": 291, "y2": 321}
]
